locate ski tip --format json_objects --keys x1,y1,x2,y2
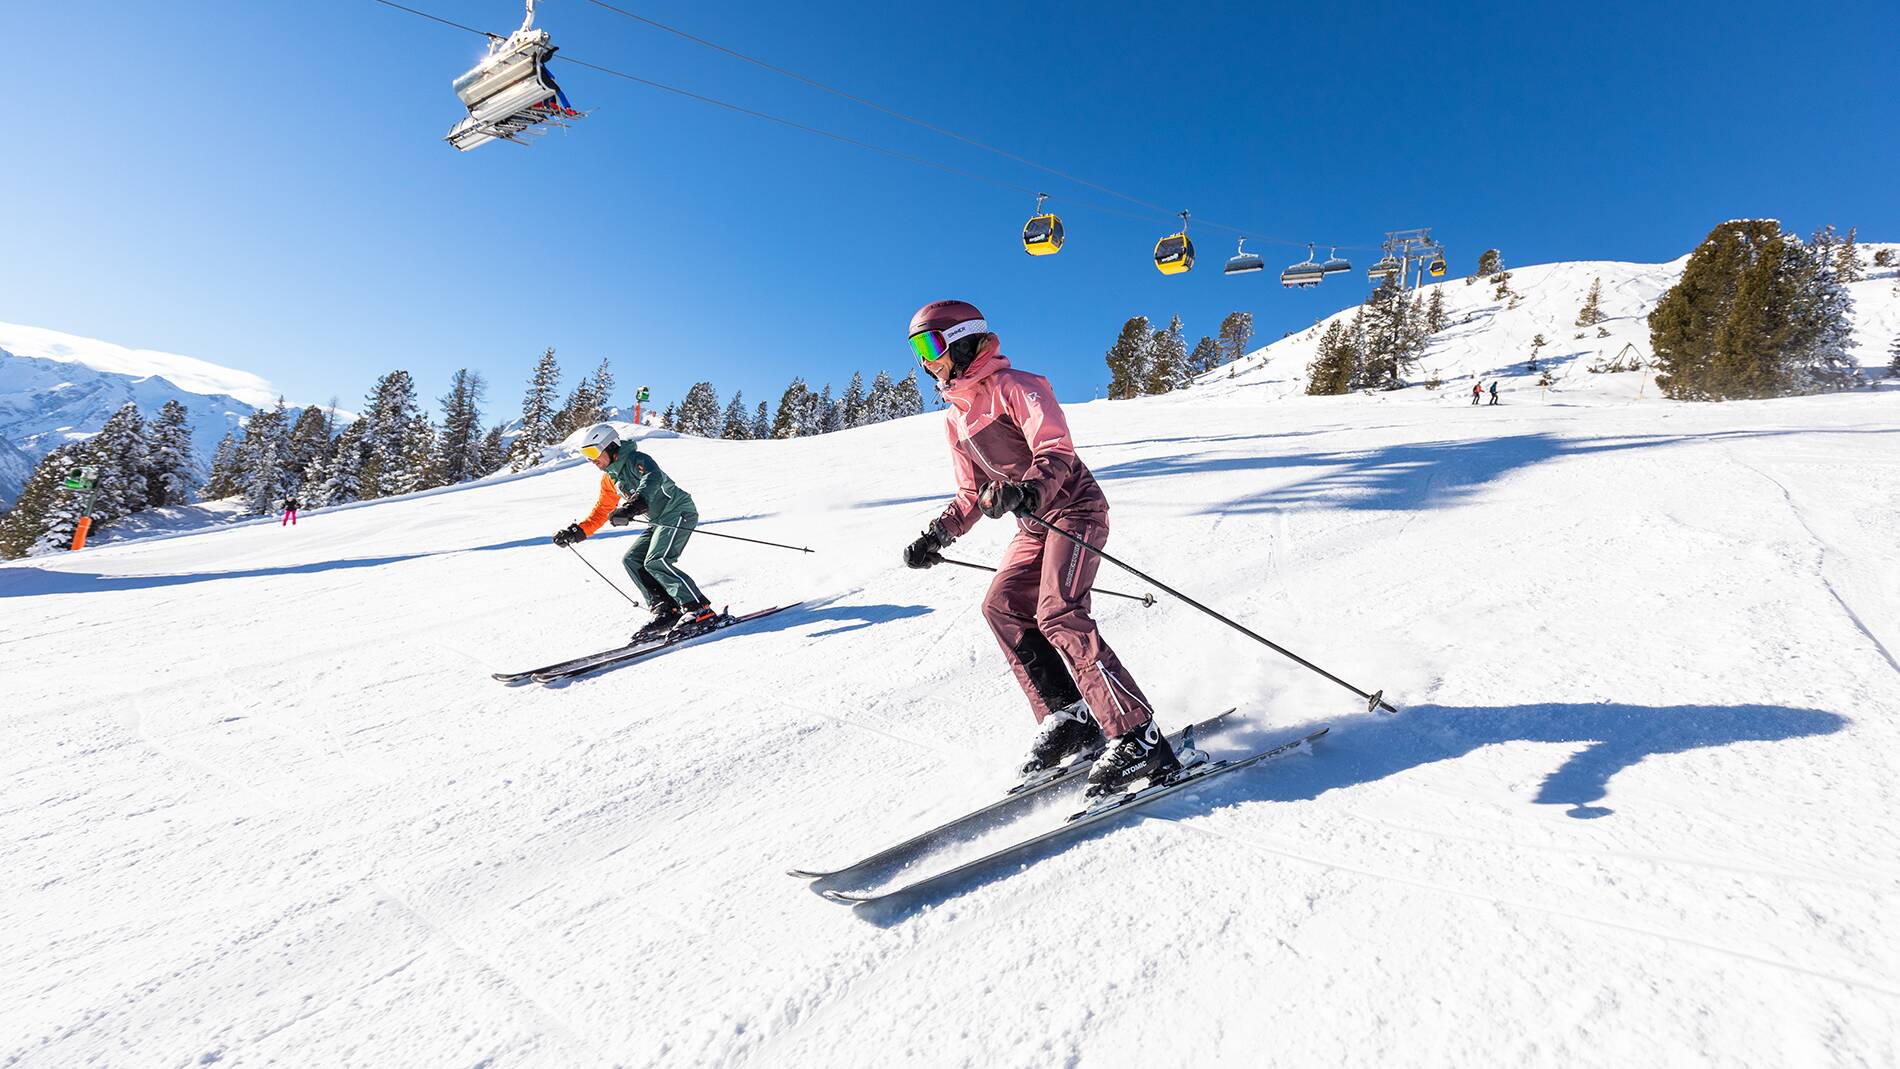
[
  {"x1": 786, "y1": 867, "x2": 835, "y2": 880},
  {"x1": 818, "y1": 889, "x2": 877, "y2": 905}
]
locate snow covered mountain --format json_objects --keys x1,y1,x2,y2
[
  {"x1": 5, "y1": 276, "x2": 1899, "y2": 1065},
  {"x1": 0, "y1": 321, "x2": 285, "y2": 506}
]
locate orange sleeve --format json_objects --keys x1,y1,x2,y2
[{"x1": 578, "y1": 474, "x2": 619, "y2": 536}]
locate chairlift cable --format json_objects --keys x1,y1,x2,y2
[{"x1": 373, "y1": 0, "x2": 1379, "y2": 254}]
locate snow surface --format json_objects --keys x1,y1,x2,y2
[{"x1": 5, "y1": 329, "x2": 1899, "y2": 1065}]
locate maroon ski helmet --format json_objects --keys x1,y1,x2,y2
[{"x1": 908, "y1": 299, "x2": 987, "y2": 338}]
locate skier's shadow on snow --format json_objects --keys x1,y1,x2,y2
[{"x1": 832, "y1": 699, "x2": 1845, "y2": 923}]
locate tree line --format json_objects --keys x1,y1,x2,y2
[
  {"x1": 0, "y1": 400, "x2": 198, "y2": 558},
  {"x1": 1303, "y1": 275, "x2": 1449, "y2": 394},
  {"x1": 655, "y1": 369, "x2": 929, "y2": 440},
  {"x1": 1105, "y1": 311, "x2": 1254, "y2": 399}
]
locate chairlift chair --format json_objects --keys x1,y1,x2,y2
[
  {"x1": 1280, "y1": 243, "x2": 1324, "y2": 288},
  {"x1": 1022, "y1": 194, "x2": 1065, "y2": 256},
  {"x1": 1154, "y1": 211, "x2": 1194, "y2": 275},
  {"x1": 1368, "y1": 254, "x2": 1399, "y2": 282},
  {"x1": 1321, "y1": 247, "x2": 1352, "y2": 276},
  {"x1": 445, "y1": 0, "x2": 581, "y2": 151},
  {"x1": 1223, "y1": 237, "x2": 1264, "y2": 275}
]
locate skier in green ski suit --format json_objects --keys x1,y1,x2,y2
[{"x1": 552, "y1": 424, "x2": 715, "y2": 639}]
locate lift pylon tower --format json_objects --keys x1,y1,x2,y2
[{"x1": 1376, "y1": 228, "x2": 1447, "y2": 291}]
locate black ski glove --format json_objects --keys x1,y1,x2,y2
[
  {"x1": 608, "y1": 495, "x2": 648, "y2": 527},
  {"x1": 903, "y1": 522, "x2": 950, "y2": 569},
  {"x1": 978, "y1": 480, "x2": 1040, "y2": 520},
  {"x1": 552, "y1": 522, "x2": 586, "y2": 547}
]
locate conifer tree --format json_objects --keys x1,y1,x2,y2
[
  {"x1": 509, "y1": 348, "x2": 561, "y2": 471},
  {"x1": 236, "y1": 398, "x2": 293, "y2": 514},
  {"x1": 659, "y1": 403, "x2": 676, "y2": 430},
  {"x1": 1475, "y1": 249, "x2": 1503, "y2": 277},
  {"x1": 0, "y1": 443, "x2": 88, "y2": 559},
  {"x1": 588, "y1": 359, "x2": 616, "y2": 418},
  {"x1": 1359, "y1": 276, "x2": 1416, "y2": 389},
  {"x1": 1873, "y1": 248, "x2": 1894, "y2": 268},
  {"x1": 751, "y1": 402, "x2": 770, "y2": 440},
  {"x1": 772, "y1": 378, "x2": 811, "y2": 439},
  {"x1": 1834, "y1": 226, "x2": 1863, "y2": 283},
  {"x1": 313, "y1": 420, "x2": 365, "y2": 507},
  {"x1": 1304, "y1": 320, "x2": 1357, "y2": 395},
  {"x1": 1143, "y1": 316, "x2": 1187, "y2": 395},
  {"x1": 357, "y1": 372, "x2": 422, "y2": 498},
  {"x1": 83, "y1": 401, "x2": 152, "y2": 523},
  {"x1": 146, "y1": 399, "x2": 200, "y2": 507},
  {"x1": 1887, "y1": 334, "x2": 1900, "y2": 378},
  {"x1": 1528, "y1": 334, "x2": 1547, "y2": 370},
  {"x1": 1104, "y1": 316, "x2": 1151, "y2": 399},
  {"x1": 679, "y1": 382, "x2": 723, "y2": 437},
  {"x1": 285, "y1": 404, "x2": 333, "y2": 496},
  {"x1": 1492, "y1": 271, "x2": 1515, "y2": 301},
  {"x1": 720, "y1": 392, "x2": 752, "y2": 439},
  {"x1": 1216, "y1": 312, "x2": 1254, "y2": 367},
  {"x1": 204, "y1": 429, "x2": 241, "y2": 499},
  {"x1": 477, "y1": 425, "x2": 507, "y2": 476},
  {"x1": 1188, "y1": 336, "x2": 1219, "y2": 382},
  {"x1": 1576, "y1": 277, "x2": 1606, "y2": 327},
  {"x1": 1650, "y1": 219, "x2": 1857, "y2": 400},
  {"x1": 816, "y1": 384, "x2": 843, "y2": 434},
  {"x1": 890, "y1": 371, "x2": 925, "y2": 418},
  {"x1": 862, "y1": 371, "x2": 896, "y2": 424},
  {"x1": 434, "y1": 369, "x2": 487, "y2": 485},
  {"x1": 840, "y1": 372, "x2": 867, "y2": 428}
]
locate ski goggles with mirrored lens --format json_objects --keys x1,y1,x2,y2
[
  {"x1": 580, "y1": 443, "x2": 607, "y2": 460},
  {"x1": 908, "y1": 318, "x2": 988, "y2": 365}
]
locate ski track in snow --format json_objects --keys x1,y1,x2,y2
[{"x1": 6, "y1": 258, "x2": 1900, "y2": 1066}]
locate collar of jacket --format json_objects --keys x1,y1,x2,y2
[{"x1": 942, "y1": 346, "x2": 1010, "y2": 410}]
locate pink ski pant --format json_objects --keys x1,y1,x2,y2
[{"x1": 981, "y1": 510, "x2": 1156, "y2": 738}]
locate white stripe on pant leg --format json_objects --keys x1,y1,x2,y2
[
  {"x1": 1099, "y1": 662, "x2": 1153, "y2": 723},
  {"x1": 650, "y1": 519, "x2": 705, "y2": 604},
  {"x1": 1094, "y1": 663, "x2": 1132, "y2": 730}
]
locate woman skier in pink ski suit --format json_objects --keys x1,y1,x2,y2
[{"x1": 901, "y1": 299, "x2": 1178, "y2": 795}]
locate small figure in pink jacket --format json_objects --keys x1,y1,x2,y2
[{"x1": 901, "y1": 299, "x2": 1178, "y2": 795}]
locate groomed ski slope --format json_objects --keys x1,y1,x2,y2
[{"x1": 6, "y1": 274, "x2": 1900, "y2": 1066}]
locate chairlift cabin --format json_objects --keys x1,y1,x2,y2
[
  {"x1": 1154, "y1": 212, "x2": 1194, "y2": 275},
  {"x1": 445, "y1": 1, "x2": 580, "y2": 151},
  {"x1": 1428, "y1": 251, "x2": 1448, "y2": 277},
  {"x1": 1367, "y1": 254, "x2": 1399, "y2": 282},
  {"x1": 1022, "y1": 194, "x2": 1064, "y2": 256},
  {"x1": 1321, "y1": 248, "x2": 1352, "y2": 276},
  {"x1": 1223, "y1": 238, "x2": 1264, "y2": 276},
  {"x1": 1280, "y1": 244, "x2": 1324, "y2": 288}
]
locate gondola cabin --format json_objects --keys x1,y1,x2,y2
[
  {"x1": 1428, "y1": 253, "x2": 1448, "y2": 277},
  {"x1": 1154, "y1": 232, "x2": 1195, "y2": 275},
  {"x1": 1023, "y1": 214, "x2": 1065, "y2": 256}
]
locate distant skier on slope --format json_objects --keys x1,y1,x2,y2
[
  {"x1": 1488, "y1": 381, "x2": 1500, "y2": 405},
  {"x1": 552, "y1": 424, "x2": 717, "y2": 640},
  {"x1": 899, "y1": 299, "x2": 1178, "y2": 796},
  {"x1": 281, "y1": 496, "x2": 299, "y2": 526},
  {"x1": 1471, "y1": 382, "x2": 1483, "y2": 405}
]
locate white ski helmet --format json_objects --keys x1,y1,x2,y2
[{"x1": 579, "y1": 423, "x2": 619, "y2": 460}]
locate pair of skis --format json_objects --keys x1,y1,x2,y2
[
  {"x1": 492, "y1": 603, "x2": 803, "y2": 683},
  {"x1": 791, "y1": 711, "x2": 1328, "y2": 905}
]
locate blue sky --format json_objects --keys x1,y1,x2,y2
[{"x1": 5, "y1": 0, "x2": 1895, "y2": 419}]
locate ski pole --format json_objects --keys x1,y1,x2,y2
[
  {"x1": 566, "y1": 544, "x2": 643, "y2": 610},
  {"x1": 935, "y1": 555, "x2": 1156, "y2": 607},
  {"x1": 641, "y1": 521, "x2": 813, "y2": 554},
  {"x1": 1024, "y1": 511, "x2": 1397, "y2": 714}
]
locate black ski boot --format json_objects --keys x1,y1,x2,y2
[
  {"x1": 669, "y1": 602, "x2": 720, "y2": 640},
  {"x1": 1021, "y1": 700, "x2": 1106, "y2": 777},
  {"x1": 633, "y1": 604, "x2": 682, "y2": 642},
  {"x1": 1085, "y1": 719, "x2": 1180, "y2": 797}
]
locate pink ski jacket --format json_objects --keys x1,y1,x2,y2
[{"x1": 934, "y1": 346, "x2": 1106, "y2": 539}]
